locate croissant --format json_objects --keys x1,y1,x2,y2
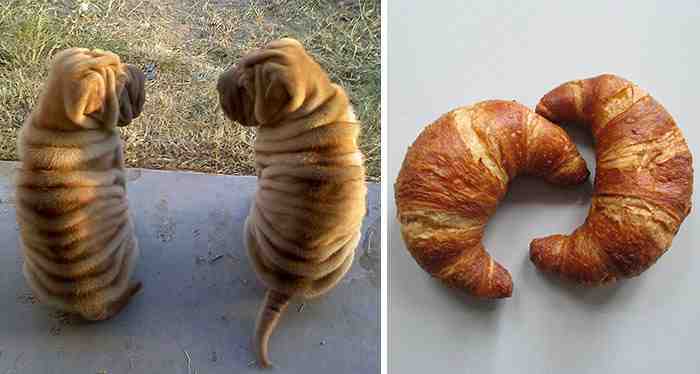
[
  {"x1": 217, "y1": 38, "x2": 367, "y2": 366},
  {"x1": 530, "y1": 74, "x2": 693, "y2": 284},
  {"x1": 15, "y1": 48, "x2": 145, "y2": 320},
  {"x1": 395, "y1": 100, "x2": 590, "y2": 298}
]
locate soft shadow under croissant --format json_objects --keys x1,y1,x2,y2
[
  {"x1": 530, "y1": 74, "x2": 693, "y2": 284},
  {"x1": 395, "y1": 100, "x2": 590, "y2": 298}
]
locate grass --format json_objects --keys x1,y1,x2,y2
[{"x1": 0, "y1": 0, "x2": 380, "y2": 181}]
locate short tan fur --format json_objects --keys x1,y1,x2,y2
[
  {"x1": 217, "y1": 38, "x2": 367, "y2": 367},
  {"x1": 16, "y1": 48, "x2": 145, "y2": 321}
]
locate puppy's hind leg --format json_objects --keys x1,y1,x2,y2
[
  {"x1": 82, "y1": 280, "x2": 142, "y2": 321},
  {"x1": 101, "y1": 280, "x2": 143, "y2": 320},
  {"x1": 82, "y1": 236, "x2": 143, "y2": 321},
  {"x1": 97, "y1": 236, "x2": 143, "y2": 321}
]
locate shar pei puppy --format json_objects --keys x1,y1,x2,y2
[
  {"x1": 217, "y1": 38, "x2": 368, "y2": 367},
  {"x1": 16, "y1": 48, "x2": 145, "y2": 321}
]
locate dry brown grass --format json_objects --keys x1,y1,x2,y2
[{"x1": 0, "y1": 0, "x2": 380, "y2": 180}]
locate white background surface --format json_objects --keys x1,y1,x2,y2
[{"x1": 387, "y1": 1, "x2": 700, "y2": 373}]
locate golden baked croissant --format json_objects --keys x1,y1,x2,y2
[
  {"x1": 531, "y1": 74, "x2": 693, "y2": 284},
  {"x1": 16, "y1": 48, "x2": 145, "y2": 320},
  {"x1": 217, "y1": 38, "x2": 367, "y2": 366},
  {"x1": 395, "y1": 100, "x2": 590, "y2": 298}
]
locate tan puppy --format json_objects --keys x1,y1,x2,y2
[
  {"x1": 217, "y1": 38, "x2": 367, "y2": 367},
  {"x1": 16, "y1": 48, "x2": 145, "y2": 321}
]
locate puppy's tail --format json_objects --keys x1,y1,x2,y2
[{"x1": 255, "y1": 289, "x2": 292, "y2": 368}]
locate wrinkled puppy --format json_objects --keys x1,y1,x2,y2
[
  {"x1": 16, "y1": 48, "x2": 145, "y2": 321},
  {"x1": 217, "y1": 38, "x2": 367, "y2": 367}
]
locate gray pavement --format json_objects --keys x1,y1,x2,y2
[{"x1": 0, "y1": 161, "x2": 380, "y2": 373}]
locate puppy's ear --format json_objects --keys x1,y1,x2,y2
[
  {"x1": 43, "y1": 49, "x2": 123, "y2": 129},
  {"x1": 117, "y1": 64, "x2": 146, "y2": 127},
  {"x1": 253, "y1": 60, "x2": 293, "y2": 125},
  {"x1": 218, "y1": 46, "x2": 307, "y2": 127},
  {"x1": 59, "y1": 52, "x2": 116, "y2": 128}
]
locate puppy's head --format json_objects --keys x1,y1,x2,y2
[
  {"x1": 39, "y1": 48, "x2": 145, "y2": 130},
  {"x1": 217, "y1": 38, "x2": 333, "y2": 127}
]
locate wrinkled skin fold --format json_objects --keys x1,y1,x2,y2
[
  {"x1": 16, "y1": 48, "x2": 145, "y2": 320},
  {"x1": 395, "y1": 100, "x2": 590, "y2": 298},
  {"x1": 217, "y1": 38, "x2": 367, "y2": 367},
  {"x1": 530, "y1": 74, "x2": 693, "y2": 284}
]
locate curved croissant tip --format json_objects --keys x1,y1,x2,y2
[
  {"x1": 467, "y1": 262, "x2": 513, "y2": 299},
  {"x1": 535, "y1": 102, "x2": 554, "y2": 120},
  {"x1": 479, "y1": 277, "x2": 513, "y2": 299},
  {"x1": 529, "y1": 235, "x2": 567, "y2": 271},
  {"x1": 475, "y1": 285, "x2": 512, "y2": 299},
  {"x1": 563, "y1": 159, "x2": 591, "y2": 186},
  {"x1": 529, "y1": 238, "x2": 547, "y2": 261}
]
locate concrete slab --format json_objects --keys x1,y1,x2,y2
[{"x1": 0, "y1": 161, "x2": 380, "y2": 373}]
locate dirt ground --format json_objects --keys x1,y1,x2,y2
[{"x1": 0, "y1": 0, "x2": 380, "y2": 180}]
